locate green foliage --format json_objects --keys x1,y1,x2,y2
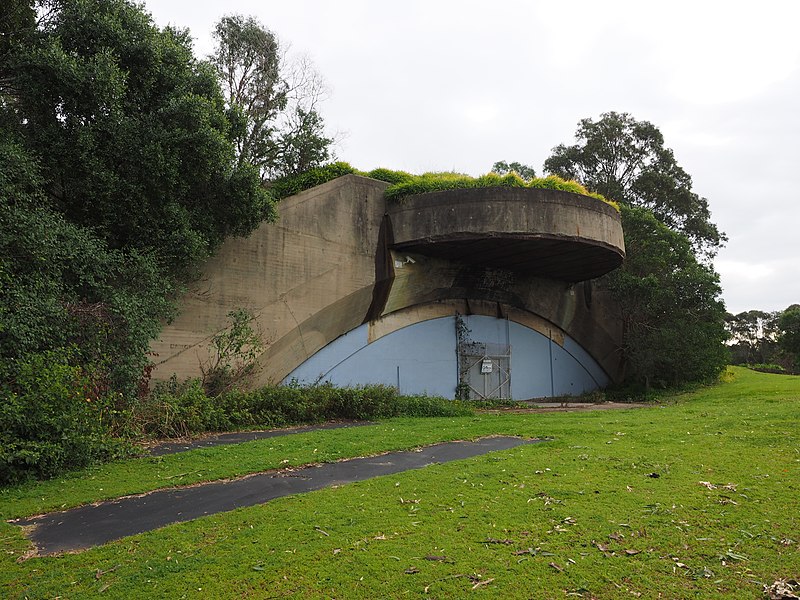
[
  {"x1": 725, "y1": 309, "x2": 781, "y2": 365},
  {"x1": 201, "y1": 308, "x2": 264, "y2": 395},
  {"x1": 364, "y1": 168, "x2": 415, "y2": 185},
  {"x1": 491, "y1": 160, "x2": 537, "y2": 180},
  {"x1": 269, "y1": 161, "x2": 358, "y2": 199},
  {"x1": 5, "y1": 0, "x2": 275, "y2": 279},
  {"x1": 210, "y1": 14, "x2": 333, "y2": 180},
  {"x1": 0, "y1": 138, "x2": 174, "y2": 394},
  {"x1": 0, "y1": 0, "x2": 285, "y2": 483},
  {"x1": 545, "y1": 111, "x2": 725, "y2": 256},
  {"x1": 383, "y1": 171, "x2": 618, "y2": 208},
  {"x1": 0, "y1": 349, "x2": 128, "y2": 485},
  {"x1": 124, "y1": 380, "x2": 473, "y2": 439},
  {"x1": 777, "y1": 304, "x2": 800, "y2": 369},
  {"x1": 604, "y1": 206, "x2": 728, "y2": 388},
  {"x1": 746, "y1": 363, "x2": 788, "y2": 374}
]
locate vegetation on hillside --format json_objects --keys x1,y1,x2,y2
[{"x1": 0, "y1": 0, "x2": 332, "y2": 484}]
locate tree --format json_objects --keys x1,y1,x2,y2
[
  {"x1": 606, "y1": 206, "x2": 729, "y2": 388},
  {"x1": 777, "y1": 304, "x2": 800, "y2": 370},
  {"x1": 210, "y1": 14, "x2": 333, "y2": 180},
  {"x1": 725, "y1": 310, "x2": 780, "y2": 365},
  {"x1": 544, "y1": 112, "x2": 725, "y2": 256},
  {"x1": 4, "y1": 0, "x2": 274, "y2": 280},
  {"x1": 491, "y1": 160, "x2": 536, "y2": 180}
]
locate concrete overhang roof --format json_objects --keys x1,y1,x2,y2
[{"x1": 387, "y1": 186, "x2": 625, "y2": 282}]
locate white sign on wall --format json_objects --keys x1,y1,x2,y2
[{"x1": 481, "y1": 358, "x2": 493, "y2": 374}]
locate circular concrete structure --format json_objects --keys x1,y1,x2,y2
[{"x1": 388, "y1": 187, "x2": 624, "y2": 281}]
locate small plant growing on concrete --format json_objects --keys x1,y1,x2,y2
[{"x1": 201, "y1": 308, "x2": 263, "y2": 395}]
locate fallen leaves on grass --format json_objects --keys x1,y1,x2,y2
[
  {"x1": 472, "y1": 577, "x2": 494, "y2": 590},
  {"x1": 94, "y1": 565, "x2": 120, "y2": 580},
  {"x1": 422, "y1": 573, "x2": 491, "y2": 594},
  {"x1": 483, "y1": 537, "x2": 513, "y2": 545},
  {"x1": 764, "y1": 579, "x2": 800, "y2": 600},
  {"x1": 424, "y1": 555, "x2": 453, "y2": 563}
]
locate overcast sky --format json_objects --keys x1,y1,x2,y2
[{"x1": 144, "y1": 0, "x2": 800, "y2": 314}]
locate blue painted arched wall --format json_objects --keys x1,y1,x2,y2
[{"x1": 284, "y1": 315, "x2": 609, "y2": 399}]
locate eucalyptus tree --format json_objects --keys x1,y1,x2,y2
[
  {"x1": 210, "y1": 14, "x2": 332, "y2": 180},
  {"x1": 546, "y1": 113, "x2": 729, "y2": 389},
  {"x1": 545, "y1": 111, "x2": 725, "y2": 257}
]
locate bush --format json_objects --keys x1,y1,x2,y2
[
  {"x1": 269, "y1": 162, "x2": 357, "y2": 199},
  {"x1": 125, "y1": 377, "x2": 233, "y2": 438},
  {"x1": 364, "y1": 168, "x2": 414, "y2": 185},
  {"x1": 123, "y1": 380, "x2": 473, "y2": 440},
  {"x1": 0, "y1": 350, "x2": 126, "y2": 485}
]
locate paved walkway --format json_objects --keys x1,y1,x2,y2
[
  {"x1": 146, "y1": 421, "x2": 372, "y2": 456},
  {"x1": 19, "y1": 436, "x2": 541, "y2": 554}
]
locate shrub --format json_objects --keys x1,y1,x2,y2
[
  {"x1": 0, "y1": 350, "x2": 126, "y2": 485},
  {"x1": 124, "y1": 380, "x2": 474, "y2": 440},
  {"x1": 125, "y1": 377, "x2": 234, "y2": 438},
  {"x1": 200, "y1": 308, "x2": 263, "y2": 396},
  {"x1": 364, "y1": 168, "x2": 414, "y2": 185},
  {"x1": 269, "y1": 162, "x2": 357, "y2": 199}
]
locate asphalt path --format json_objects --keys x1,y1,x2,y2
[
  {"x1": 18, "y1": 436, "x2": 541, "y2": 555},
  {"x1": 146, "y1": 421, "x2": 372, "y2": 456}
]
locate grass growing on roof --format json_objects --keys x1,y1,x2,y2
[
  {"x1": 2, "y1": 367, "x2": 797, "y2": 598},
  {"x1": 383, "y1": 171, "x2": 619, "y2": 209},
  {"x1": 269, "y1": 162, "x2": 618, "y2": 209}
]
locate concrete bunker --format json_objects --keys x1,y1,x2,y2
[{"x1": 151, "y1": 174, "x2": 625, "y2": 399}]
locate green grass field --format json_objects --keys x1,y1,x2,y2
[{"x1": 1, "y1": 367, "x2": 798, "y2": 598}]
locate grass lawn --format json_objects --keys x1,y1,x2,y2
[{"x1": 1, "y1": 367, "x2": 798, "y2": 598}]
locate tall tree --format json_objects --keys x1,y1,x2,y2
[
  {"x1": 607, "y1": 206, "x2": 728, "y2": 388},
  {"x1": 777, "y1": 304, "x2": 800, "y2": 370},
  {"x1": 3, "y1": 0, "x2": 275, "y2": 279},
  {"x1": 210, "y1": 14, "x2": 333, "y2": 180},
  {"x1": 546, "y1": 112, "x2": 729, "y2": 388},
  {"x1": 544, "y1": 111, "x2": 725, "y2": 257},
  {"x1": 725, "y1": 310, "x2": 780, "y2": 365}
]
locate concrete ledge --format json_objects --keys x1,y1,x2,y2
[{"x1": 388, "y1": 187, "x2": 625, "y2": 282}]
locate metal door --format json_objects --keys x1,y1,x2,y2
[{"x1": 461, "y1": 342, "x2": 511, "y2": 400}]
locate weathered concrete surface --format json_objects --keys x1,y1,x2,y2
[
  {"x1": 18, "y1": 437, "x2": 540, "y2": 554},
  {"x1": 151, "y1": 175, "x2": 389, "y2": 386},
  {"x1": 151, "y1": 176, "x2": 625, "y2": 387},
  {"x1": 389, "y1": 187, "x2": 624, "y2": 281},
  {"x1": 381, "y1": 257, "x2": 623, "y2": 381}
]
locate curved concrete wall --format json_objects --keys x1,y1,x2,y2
[
  {"x1": 389, "y1": 187, "x2": 624, "y2": 281},
  {"x1": 151, "y1": 175, "x2": 625, "y2": 389}
]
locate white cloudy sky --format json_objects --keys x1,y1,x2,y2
[{"x1": 144, "y1": 0, "x2": 800, "y2": 315}]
